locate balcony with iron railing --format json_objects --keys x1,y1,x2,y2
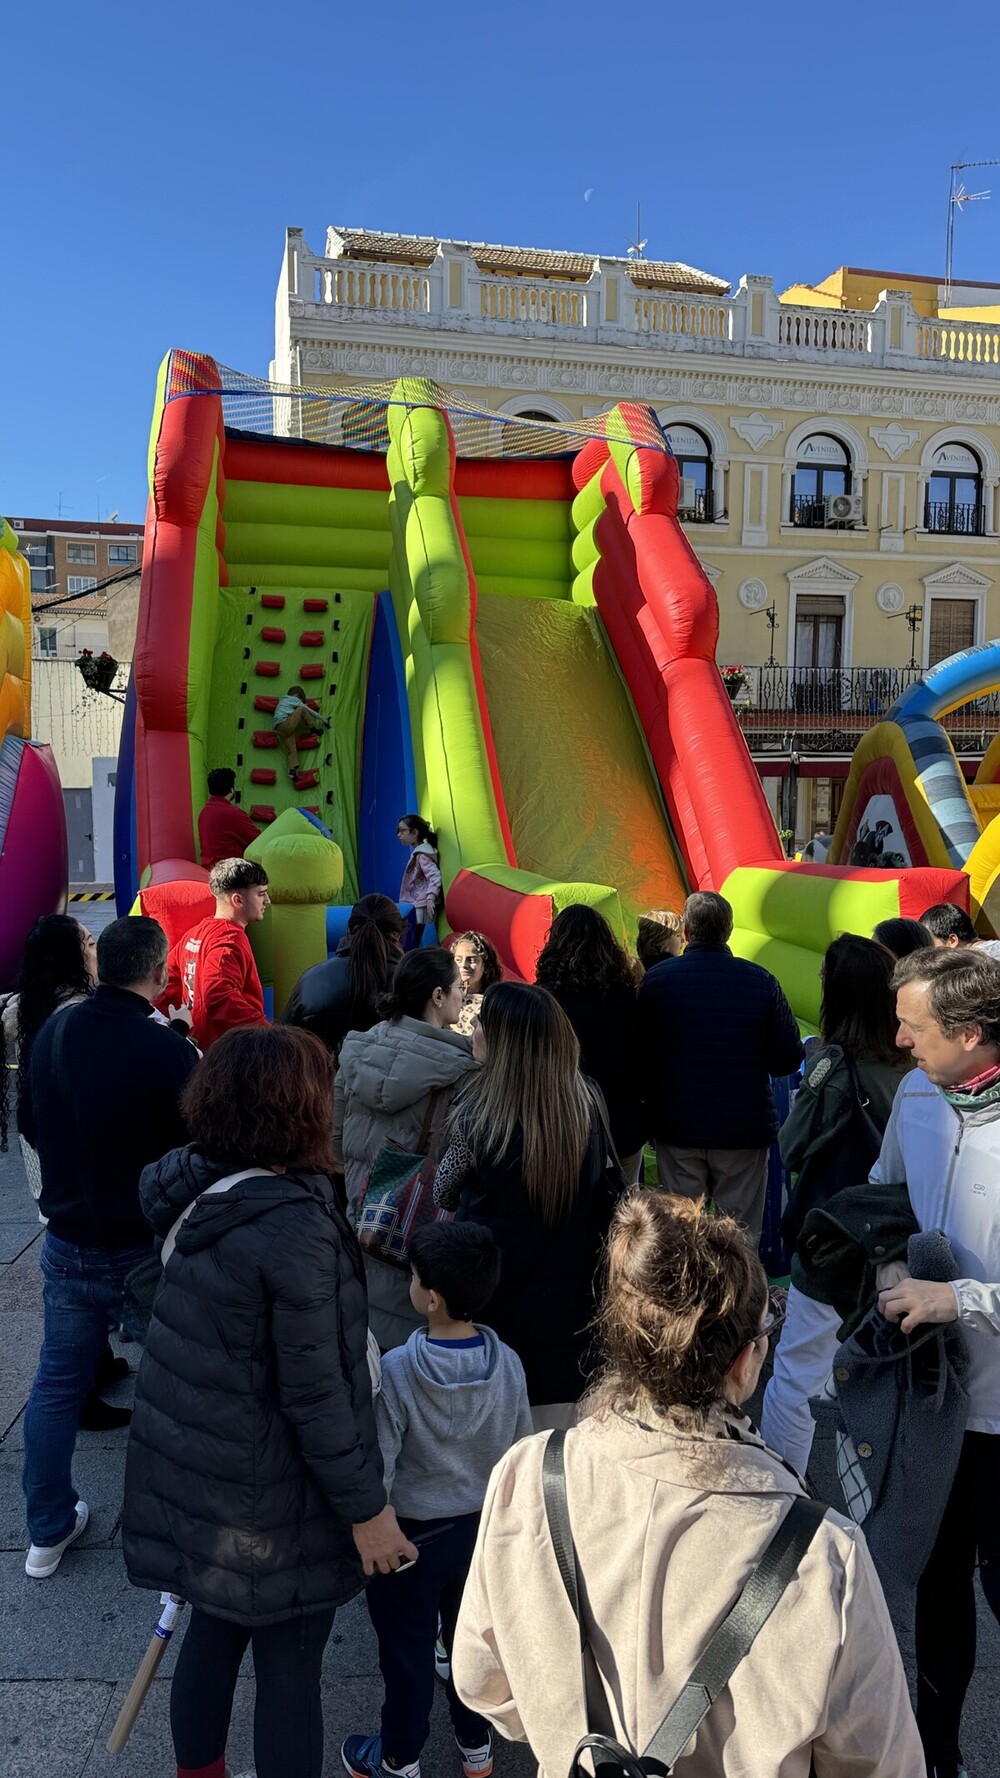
[
  {"x1": 923, "y1": 498, "x2": 987, "y2": 536},
  {"x1": 281, "y1": 232, "x2": 1000, "y2": 379},
  {"x1": 678, "y1": 488, "x2": 716, "y2": 523},
  {"x1": 727, "y1": 666, "x2": 1000, "y2": 754}
]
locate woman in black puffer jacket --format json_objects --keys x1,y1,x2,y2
[{"x1": 122, "y1": 1026, "x2": 417, "y2": 1778}]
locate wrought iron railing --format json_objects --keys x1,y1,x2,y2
[
  {"x1": 923, "y1": 499, "x2": 986, "y2": 536},
  {"x1": 678, "y1": 487, "x2": 715, "y2": 523},
  {"x1": 790, "y1": 494, "x2": 828, "y2": 528},
  {"x1": 729, "y1": 665, "x2": 1000, "y2": 753}
]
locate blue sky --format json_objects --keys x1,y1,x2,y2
[{"x1": 5, "y1": 0, "x2": 1000, "y2": 525}]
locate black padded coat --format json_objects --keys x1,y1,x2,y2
[{"x1": 122, "y1": 1147, "x2": 385, "y2": 1626}]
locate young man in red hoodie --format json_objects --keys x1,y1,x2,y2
[
  {"x1": 197, "y1": 768, "x2": 260, "y2": 871},
  {"x1": 160, "y1": 858, "x2": 270, "y2": 1049}
]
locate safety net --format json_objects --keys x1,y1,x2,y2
[{"x1": 164, "y1": 350, "x2": 668, "y2": 460}]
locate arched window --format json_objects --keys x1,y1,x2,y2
[
  {"x1": 499, "y1": 406, "x2": 567, "y2": 456},
  {"x1": 925, "y1": 443, "x2": 984, "y2": 536},
  {"x1": 665, "y1": 424, "x2": 714, "y2": 522},
  {"x1": 791, "y1": 434, "x2": 850, "y2": 527}
]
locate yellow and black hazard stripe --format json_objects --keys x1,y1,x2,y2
[{"x1": 68, "y1": 890, "x2": 116, "y2": 902}]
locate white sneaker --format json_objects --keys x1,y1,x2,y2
[
  {"x1": 455, "y1": 1733, "x2": 493, "y2": 1778},
  {"x1": 434, "y1": 1633, "x2": 450, "y2": 1682},
  {"x1": 25, "y1": 1499, "x2": 89, "y2": 1578}
]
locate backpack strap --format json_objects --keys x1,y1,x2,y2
[{"x1": 542, "y1": 1428, "x2": 828, "y2": 1773}]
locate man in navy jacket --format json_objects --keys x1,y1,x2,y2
[
  {"x1": 21, "y1": 916, "x2": 197, "y2": 1580},
  {"x1": 637, "y1": 891, "x2": 802, "y2": 1244}
]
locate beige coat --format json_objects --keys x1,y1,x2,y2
[{"x1": 453, "y1": 1408, "x2": 924, "y2": 1778}]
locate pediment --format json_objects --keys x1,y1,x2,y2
[
  {"x1": 921, "y1": 560, "x2": 993, "y2": 592},
  {"x1": 785, "y1": 555, "x2": 860, "y2": 588}
]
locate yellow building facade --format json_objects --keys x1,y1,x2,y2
[{"x1": 273, "y1": 229, "x2": 1000, "y2": 844}]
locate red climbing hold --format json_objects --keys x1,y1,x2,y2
[
  {"x1": 261, "y1": 626, "x2": 286, "y2": 644},
  {"x1": 254, "y1": 695, "x2": 279, "y2": 713},
  {"x1": 296, "y1": 734, "x2": 319, "y2": 750},
  {"x1": 255, "y1": 661, "x2": 280, "y2": 677},
  {"x1": 250, "y1": 768, "x2": 277, "y2": 785},
  {"x1": 300, "y1": 664, "x2": 324, "y2": 680},
  {"x1": 291, "y1": 769, "x2": 320, "y2": 791},
  {"x1": 253, "y1": 731, "x2": 278, "y2": 749},
  {"x1": 261, "y1": 594, "x2": 286, "y2": 609},
  {"x1": 250, "y1": 805, "x2": 276, "y2": 823},
  {"x1": 299, "y1": 630, "x2": 324, "y2": 647},
  {"x1": 303, "y1": 598, "x2": 328, "y2": 613}
]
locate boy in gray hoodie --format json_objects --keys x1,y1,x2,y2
[{"x1": 343, "y1": 1221, "x2": 531, "y2": 1778}]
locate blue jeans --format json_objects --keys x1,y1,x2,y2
[{"x1": 22, "y1": 1232, "x2": 151, "y2": 1545}]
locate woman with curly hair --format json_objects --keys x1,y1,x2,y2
[
  {"x1": 450, "y1": 930, "x2": 503, "y2": 1036},
  {"x1": 535, "y1": 904, "x2": 646, "y2": 1178},
  {"x1": 124, "y1": 1025, "x2": 415, "y2": 1778}
]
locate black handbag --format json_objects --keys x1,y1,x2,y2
[{"x1": 542, "y1": 1429, "x2": 827, "y2": 1776}]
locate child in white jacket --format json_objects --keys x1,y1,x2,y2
[{"x1": 397, "y1": 815, "x2": 442, "y2": 931}]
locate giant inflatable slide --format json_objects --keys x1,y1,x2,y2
[{"x1": 118, "y1": 354, "x2": 960, "y2": 1021}]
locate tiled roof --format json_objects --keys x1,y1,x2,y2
[
  {"x1": 334, "y1": 230, "x2": 440, "y2": 266},
  {"x1": 328, "y1": 227, "x2": 729, "y2": 291},
  {"x1": 627, "y1": 261, "x2": 731, "y2": 294},
  {"x1": 472, "y1": 245, "x2": 595, "y2": 279}
]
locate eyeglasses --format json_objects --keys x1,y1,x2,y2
[{"x1": 724, "y1": 1299, "x2": 786, "y2": 1373}]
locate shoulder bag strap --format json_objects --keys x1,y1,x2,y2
[
  {"x1": 543, "y1": 1429, "x2": 827, "y2": 1771},
  {"x1": 642, "y1": 1496, "x2": 828, "y2": 1769},
  {"x1": 160, "y1": 1168, "x2": 276, "y2": 1265},
  {"x1": 542, "y1": 1428, "x2": 581, "y2": 1621}
]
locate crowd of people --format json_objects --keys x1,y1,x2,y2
[{"x1": 3, "y1": 853, "x2": 999, "y2": 1778}]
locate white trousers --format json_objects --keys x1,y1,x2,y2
[{"x1": 760, "y1": 1284, "x2": 842, "y2": 1477}]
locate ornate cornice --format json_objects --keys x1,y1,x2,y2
[{"x1": 291, "y1": 334, "x2": 1000, "y2": 426}]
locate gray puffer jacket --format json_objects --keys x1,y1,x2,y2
[{"x1": 334, "y1": 1015, "x2": 477, "y2": 1348}]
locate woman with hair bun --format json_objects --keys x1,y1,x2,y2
[
  {"x1": 283, "y1": 894, "x2": 405, "y2": 1058},
  {"x1": 334, "y1": 947, "x2": 477, "y2": 1348},
  {"x1": 453, "y1": 1191, "x2": 923, "y2": 1778}
]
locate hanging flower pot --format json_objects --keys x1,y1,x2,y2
[
  {"x1": 76, "y1": 649, "x2": 119, "y2": 695},
  {"x1": 721, "y1": 664, "x2": 746, "y2": 700}
]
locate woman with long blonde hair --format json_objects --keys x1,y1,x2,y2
[{"x1": 434, "y1": 982, "x2": 621, "y2": 1425}]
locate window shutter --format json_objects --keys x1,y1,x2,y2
[{"x1": 928, "y1": 598, "x2": 975, "y2": 666}]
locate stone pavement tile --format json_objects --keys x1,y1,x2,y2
[
  {"x1": 0, "y1": 1550, "x2": 182, "y2": 1682},
  {"x1": 0, "y1": 1679, "x2": 113, "y2": 1778},
  {"x1": 0, "y1": 1225, "x2": 44, "y2": 1265},
  {"x1": 0, "y1": 1239, "x2": 43, "y2": 1311},
  {"x1": 0, "y1": 1446, "x2": 127, "y2": 1554},
  {"x1": 0, "y1": 1314, "x2": 45, "y2": 1441},
  {"x1": 81, "y1": 1670, "x2": 537, "y2": 1778}
]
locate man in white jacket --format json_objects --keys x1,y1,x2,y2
[{"x1": 874, "y1": 947, "x2": 1000, "y2": 1778}]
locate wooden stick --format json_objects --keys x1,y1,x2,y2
[{"x1": 106, "y1": 1595, "x2": 184, "y2": 1754}]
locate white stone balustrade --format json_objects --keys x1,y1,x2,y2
[{"x1": 278, "y1": 232, "x2": 1000, "y2": 377}]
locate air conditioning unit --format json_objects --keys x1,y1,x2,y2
[
  {"x1": 824, "y1": 492, "x2": 863, "y2": 527},
  {"x1": 11, "y1": 520, "x2": 23, "y2": 530},
  {"x1": 679, "y1": 475, "x2": 698, "y2": 514}
]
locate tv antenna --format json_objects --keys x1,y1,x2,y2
[
  {"x1": 626, "y1": 203, "x2": 647, "y2": 261},
  {"x1": 944, "y1": 159, "x2": 999, "y2": 303}
]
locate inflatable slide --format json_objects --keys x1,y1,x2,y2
[
  {"x1": 830, "y1": 642, "x2": 1000, "y2": 931},
  {"x1": 0, "y1": 519, "x2": 67, "y2": 989},
  {"x1": 119, "y1": 356, "x2": 962, "y2": 1016}
]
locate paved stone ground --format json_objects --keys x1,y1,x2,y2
[{"x1": 1, "y1": 1069, "x2": 997, "y2": 1771}]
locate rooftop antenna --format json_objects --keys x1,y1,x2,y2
[
  {"x1": 944, "y1": 159, "x2": 998, "y2": 303},
  {"x1": 626, "y1": 203, "x2": 647, "y2": 261}
]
